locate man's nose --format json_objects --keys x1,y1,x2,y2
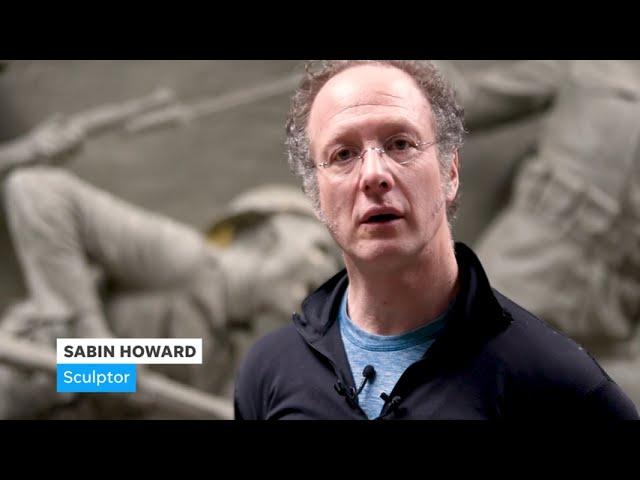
[{"x1": 358, "y1": 147, "x2": 395, "y2": 194}]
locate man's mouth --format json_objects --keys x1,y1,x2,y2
[
  {"x1": 361, "y1": 207, "x2": 404, "y2": 225},
  {"x1": 364, "y1": 213, "x2": 402, "y2": 224}
]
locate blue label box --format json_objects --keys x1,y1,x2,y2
[{"x1": 57, "y1": 364, "x2": 137, "y2": 393}]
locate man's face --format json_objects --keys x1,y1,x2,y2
[{"x1": 307, "y1": 64, "x2": 459, "y2": 270}]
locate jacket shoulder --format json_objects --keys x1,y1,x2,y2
[
  {"x1": 233, "y1": 324, "x2": 304, "y2": 420},
  {"x1": 493, "y1": 289, "x2": 606, "y2": 384},
  {"x1": 490, "y1": 290, "x2": 638, "y2": 419}
]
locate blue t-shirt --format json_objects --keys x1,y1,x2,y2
[{"x1": 338, "y1": 288, "x2": 448, "y2": 419}]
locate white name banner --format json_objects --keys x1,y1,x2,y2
[{"x1": 56, "y1": 338, "x2": 202, "y2": 364}]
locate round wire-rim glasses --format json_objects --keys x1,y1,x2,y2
[{"x1": 316, "y1": 139, "x2": 438, "y2": 173}]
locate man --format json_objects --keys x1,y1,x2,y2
[
  {"x1": 437, "y1": 60, "x2": 640, "y2": 405},
  {"x1": 0, "y1": 120, "x2": 341, "y2": 419},
  {"x1": 234, "y1": 60, "x2": 638, "y2": 420}
]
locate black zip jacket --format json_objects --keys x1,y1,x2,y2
[{"x1": 234, "y1": 243, "x2": 638, "y2": 420}]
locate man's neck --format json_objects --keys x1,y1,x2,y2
[{"x1": 344, "y1": 237, "x2": 459, "y2": 336}]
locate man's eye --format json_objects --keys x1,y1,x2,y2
[
  {"x1": 333, "y1": 148, "x2": 358, "y2": 163},
  {"x1": 386, "y1": 138, "x2": 413, "y2": 152}
]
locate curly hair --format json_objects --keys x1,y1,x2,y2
[{"x1": 285, "y1": 60, "x2": 465, "y2": 222}]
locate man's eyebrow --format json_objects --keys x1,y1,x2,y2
[{"x1": 327, "y1": 118, "x2": 419, "y2": 140}]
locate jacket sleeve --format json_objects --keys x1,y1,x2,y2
[
  {"x1": 233, "y1": 391, "x2": 251, "y2": 420},
  {"x1": 233, "y1": 343, "x2": 266, "y2": 420},
  {"x1": 434, "y1": 60, "x2": 566, "y2": 130},
  {"x1": 579, "y1": 379, "x2": 639, "y2": 420}
]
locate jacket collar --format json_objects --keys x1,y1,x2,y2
[{"x1": 292, "y1": 242, "x2": 511, "y2": 382}]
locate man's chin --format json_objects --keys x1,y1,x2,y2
[{"x1": 347, "y1": 241, "x2": 414, "y2": 268}]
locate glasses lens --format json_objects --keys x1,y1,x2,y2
[{"x1": 384, "y1": 139, "x2": 421, "y2": 164}]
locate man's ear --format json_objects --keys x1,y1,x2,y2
[{"x1": 446, "y1": 151, "x2": 460, "y2": 202}]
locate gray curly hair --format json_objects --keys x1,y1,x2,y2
[{"x1": 285, "y1": 60, "x2": 465, "y2": 222}]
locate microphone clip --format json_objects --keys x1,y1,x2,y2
[
  {"x1": 334, "y1": 381, "x2": 358, "y2": 408},
  {"x1": 334, "y1": 365, "x2": 376, "y2": 410},
  {"x1": 379, "y1": 392, "x2": 403, "y2": 418}
]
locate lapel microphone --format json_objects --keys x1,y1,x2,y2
[
  {"x1": 334, "y1": 365, "x2": 376, "y2": 408},
  {"x1": 355, "y1": 365, "x2": 376, "y2": 397}
]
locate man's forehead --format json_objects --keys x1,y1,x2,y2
[
  {"x1": 308, "y1": 65, "x2": 432, "y2": 141},
  {"x1": 316, "y1": 65, "x2": 426, "y2": 109}
]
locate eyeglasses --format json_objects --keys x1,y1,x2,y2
[{"x1": 316, "y1": 137, "x2": 437, "y2": 177}]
